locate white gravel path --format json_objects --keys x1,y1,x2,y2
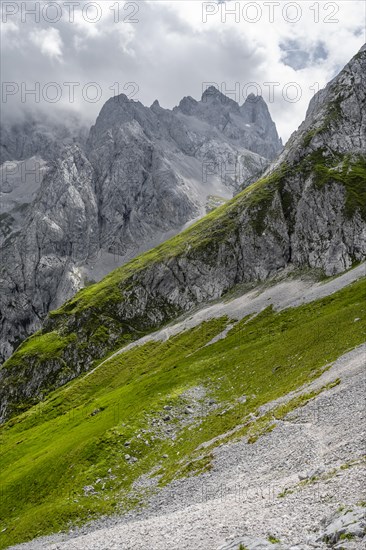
[{"x1": 90, "y1": 263, "x2": 366, "y2": 377}]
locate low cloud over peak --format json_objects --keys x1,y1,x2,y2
[{"x1": 1, "y1": 0, "x2": 365, "y2": 142}]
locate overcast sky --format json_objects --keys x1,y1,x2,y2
[{"x1": 1, "y1": 0, "x2": 365, "y2": 142}]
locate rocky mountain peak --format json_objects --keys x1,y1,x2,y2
[
  {"x1": 240, "y1": 94, "x2": 280, "y2": 143},
  {"x1": 201, "y1": 85, "x2": 237, "y2": 106},
  {"x1": 173, "y1": 87, "x2": 282, "y2": 159},
  {"x1": 200, "y1": 86, "x2": 241, "y2": 115},
  {"x1": 241, "y1": 93, "x2": 269, "y2": 119},
  {"x1": 0, "y1": 76, "x2": 284, "y2": 363},
  {"x1": 175, "y1": 95, "x2": 198, "y2": 115},
  {"x1": 278, "y1": 44, "x2": 366, "y2": 168},
  {"x1": 90, "y1": 93, "x2": 150, "y2": 133}
]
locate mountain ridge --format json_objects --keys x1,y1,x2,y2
[
  {"x1": 0, "y1": 46, "x2": 365, "y2": 423},
  {"x1": 0, "y1": 86, "x2": 281, "y2": 363}
]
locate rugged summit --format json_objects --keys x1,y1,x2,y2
[
  {"x1": 0, "y1": 88, "x2": 280, "y2": 362},
  {"x1": 175, "y1": 86, "x2": 282, "y2": 159},
  {"x1": 0, "y1": 46, "x2": 365, "y2": 423},
  {"x1": 240, "y1": 93, "x2": 283, "y2": 156}
]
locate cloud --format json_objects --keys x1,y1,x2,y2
[
  {"x1": 1, "y1": 0, "x2": 365, "y2": 142},
  {"x1": 29, "y1": 27, "x2": 64, "y2": 61},
  {"x1": 280, "y1": 39, "x2": 328, "y2": 71}
]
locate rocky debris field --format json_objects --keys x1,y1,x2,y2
[{"x1": 10, "y1": 341, "x2": 366, "y2": 550}]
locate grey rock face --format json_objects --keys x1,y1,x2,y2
[
  {"x1": 0, "y1": 146, "x2": 98, "y2": 360},
  {"x1": 268, "y1": 44, "x2": 366, "y2": 275},
  {"x1": 86, "y1": 100, "x2": 198, "y2": 254},
  {"x1": 0, "y1": 89, "x2": 280, "y2": 363},
  {"x1": 219, "y1": 506, "x2": 366, "y2": 550},
  {"x1": 175, "y1": 86, "x2": 282, "y2": 160}
]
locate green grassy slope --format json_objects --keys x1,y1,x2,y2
[
  {"x1": 2, "y1": 154, "x2": 365, "y2": 421},
  {"x1": 1, "y1": 278, "x2": 365, "y2": 549},
  {"x1": 0, "y1": 167, "x2": 287, "y2": 418}
]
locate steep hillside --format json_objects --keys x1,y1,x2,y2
[
  {"x1": 0, "y1": 89, "x2": 280, "y2": 363},
  {"x1": 1, "y1": 46, "x2": 365, "y2": 424},
  {"x1": 0, "y1": 269, "x2": 365, "y2": 549}
]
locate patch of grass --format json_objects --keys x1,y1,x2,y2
[
  {"x1": 247, "y1": 417, "x2": 276, "y2": 444},
  {"x1": 4, "y1": 331, "x2": 77, "y2": 364},
  {"x1": 0, "y1": 279, "x2": 365, "y2": 548},
  {"x1": 268, "y1": 535, "x2": 280, "y2": 543},
  {"x1": 176, "y1": 453, "x2": 213, "y2": 478},
  {"x1": 340, "y1": 532, "x2": 355, "y2": 540},
  {"x1": 278, "y1": 488, "x2": 293, "y2": 498},
  {"x1": 312, "y1": 155, "x2": 366, "y2": 219}
]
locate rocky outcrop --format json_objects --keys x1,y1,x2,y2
[
  {"x1": 269, "y1": 43, "x2": 366, "y2": 273},
  {"x1": 318, "y1": 506, "x2": 366, "y2": 546},
  {"x1": 219, "y1": 506, "x2": 366, "y2": 549}
]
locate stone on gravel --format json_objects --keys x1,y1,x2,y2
[
  {"x1": 298, "y1": 466, "x2": 325, "y2": 481},
  {"x1": 317, "y1": 506, "x2": 366, "y2": 544},
  {"x1": 217, "y1": 535, "x2": 281, "y2": 549},
  {"x1": 83, "y1": 485, "x2": 96, "y2": 496}
]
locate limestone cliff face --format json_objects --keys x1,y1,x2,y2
[
  {"x1": 0, "y1": 46, "x2": 365, "y2": 423},
  {"x1": 0, "y1": 147, "x2": 98, "y2": 360},
  {"x1": 0, "y1": 89, "x2": 280, "y2": 363},
  {"x1": 270, "y1": 43, "x2": 366, "y2": 273}
]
